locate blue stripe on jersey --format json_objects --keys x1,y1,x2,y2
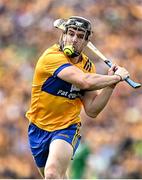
[
  {"x1": 53, "y1": 63, "x2": 72, "y2": 77},
  {"x1": 41, "y1": 63, "x2": 84, "y2": 99}
]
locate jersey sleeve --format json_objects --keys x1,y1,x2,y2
[
  {"x1": 39, "y1": 53, "x2": 72, "y2": 77},
  {"x1": 33, "y1": 52, "x2": 72, "y2": 85}
]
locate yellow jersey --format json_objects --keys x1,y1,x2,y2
[{"x1": 26, "y1": 44, "x2": 96, "y2": 131}]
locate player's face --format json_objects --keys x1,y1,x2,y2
[{"x1": 63, "y1": 27, "x2": 88, "y2": 53}]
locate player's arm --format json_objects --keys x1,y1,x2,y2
[
  {"x1": 81, "y1": 64, "x2": 121, "y2": 118},
  {"x1": 81, "y1": 86, "x2": 114, "y2": 118},
  {"x1": 57, "y1": 65, "x2": 129, "y2": 90}
]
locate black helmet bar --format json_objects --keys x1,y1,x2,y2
[{"x1": 65, "y1": 16, "x2": 92, "y2": 40}]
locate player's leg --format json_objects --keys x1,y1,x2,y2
[
  {"x1": 44, "y1": 139, "x2": 73, "y2": 179},
  {"x1": 44, "y1": 123, "x2": 81, "y2": 179},
  {"x1": 65, "y1": 168, "x2": 70, "y2": 179},
  {"x1": 38, "y1": 164, "x2": 69, "y2": 179}
]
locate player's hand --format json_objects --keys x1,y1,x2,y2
[
  {"x1": 108, "y1": 64, "x2": 118, "y2": 76},
  {"x1": 107, "y1": 64, "x2": 119, "y2": 88},
  {"x1": 114, "y1": 66, "x2": 130, "y2": 81}
]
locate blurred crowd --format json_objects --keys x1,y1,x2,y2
[{"x1": 0, "y1": 0, "x2": 142, "y2": 178}]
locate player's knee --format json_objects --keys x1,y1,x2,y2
[
  {"x1": 45, "y1": 172, "x2": 58, "y2": 179},
  {"x1": 44, "y1": 164, "x2": 60, "y2": 179}
]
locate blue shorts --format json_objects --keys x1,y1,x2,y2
[{"x1": 28, "y1": 123, "x2": 81, "y2": 168}]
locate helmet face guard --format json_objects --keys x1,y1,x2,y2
[
  {"x1": 65, "y1": 16, "x2": 92, "y2": 40},
  {"x1": 60, "y1": 16, "x2": 93, "y2": 57}
]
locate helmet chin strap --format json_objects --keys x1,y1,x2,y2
[{"x1": 70, "y1": 49, "x2": 80, "y2": 58}]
